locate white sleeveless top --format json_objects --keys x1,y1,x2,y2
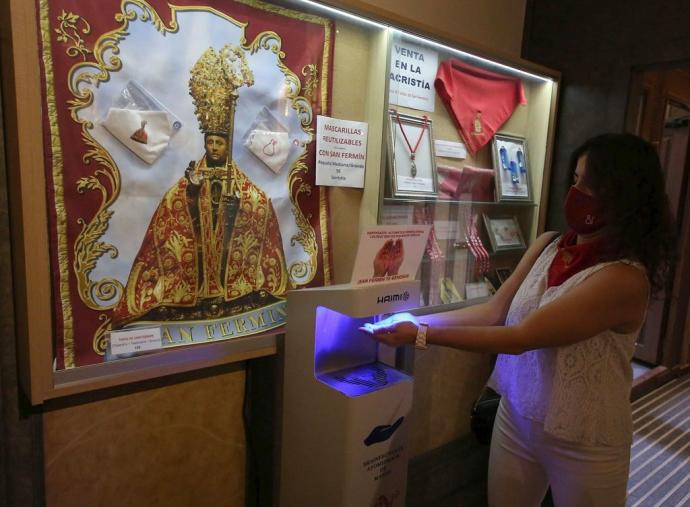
[{"x1": 489, "y1": 238, "x2": 645, "y2": 446}]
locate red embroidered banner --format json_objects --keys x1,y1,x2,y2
[{"x1": 38, "y1": 0, "x2": 334, "y2": 368}]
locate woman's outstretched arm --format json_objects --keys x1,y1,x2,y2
[
  {"x1": 364, "y1": 260, "x2": 648, "y2": 355},
  {"x1": 417, "y1": 231, "x2": 559, "y2": 328}
]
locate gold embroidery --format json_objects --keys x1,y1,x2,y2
[
  {"x1": 153, "y1": 276, "x2": 165, "y2": 301},
  {"x1": 319, "y1": 15, "x2": 332, "y2": 284},
  {"x1": 165, "y1": 231, "x2": 191, "y2": 263},
  {"x1": 319, "y1": 186, "x2": 332, "y2": 285},
  {"x1": 235, "y1": 0, "x2": 334, "y2": 110},
  {"x1": 170, "y1": 283, "x2": 190, "y2": 303},
  {"x1": 40, "y1": 0, "x2": 75, "y2": 367},
  {"x1": 234, "y1": 0, "x2": 333, "y2": 26},
  {"x1": 241, "y1": 30, "x2": 320, "y2": 286},
  {"x1": 190, "y1": 45, "x2": 254, "y2": 135},
  {"x1": 471, "y1": 111, "x2": 483, "y2": 135},
  {"x1": 55, "y1": 10, "x2": 92, "y2": 60},
  {"x1": 301, "y1": 64, "x2": 318, "y2": 102},
  {"x1": 74, "y1": 174, "x2": 123, "y2": 310},
  {"x1": 125, "y1": 261, "x2": 146, "y2": 315},
  {"x1": 287, "y1": 153, "x2": 318, "y2": 285},
  {"x1": 92, "y1": 314, "x2": 111, "y2": 356},
  {"x1": 321, "y1": 17, "x2": 331, "y2": 118}
]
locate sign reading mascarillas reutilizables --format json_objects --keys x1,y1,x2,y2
[{"x1": 315, "y1": 115, "x2": 369, "y2": 188}]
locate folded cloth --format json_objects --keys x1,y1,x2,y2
[
  {"x1": 435, "y1": 59, "x2": 526, "y2": 155},
  {"x1": 102, "y1": 108, "x2": 174, "y2": 165},
  {"x1": 465, "y1": 212, "x2": 490, "y2": 275},
  {"x1": 456, "y1": 165, "x2": 495, "y2": 201},
  {"x1": 414, "y1": 204, "x2": 445, "y2": 306},
  {"x1": 439, "y1": 176, "x2": 460, "y2": 198},
  {"x1": 437, "y1": 165, "x2": 495, "y2": 201},
  {"x1": 246, "y1": 129, "x2": 291, "y2": 174}
]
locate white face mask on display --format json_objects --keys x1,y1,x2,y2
[
  {"x1": 101, "y1": 108, "x2": 174, "y2": 164},
  {"x1": 246, "y1": 129, "x2": 291, "y2": 174}
]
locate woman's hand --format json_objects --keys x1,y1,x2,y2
[{"x1": 360, "y1": 312, "x2": 419, "y2": 347}]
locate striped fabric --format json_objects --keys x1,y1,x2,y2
[{"x1": 627, "y1": 375, "x2": 690, "y2": 506}]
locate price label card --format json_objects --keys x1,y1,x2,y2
[
  {"x1": 109, "y1": 327, "x2": 163, "y2": 355},
  {"x1": 434, "y1": 220, "x2": 458, "y2": 240},
  {"x1": 380, "y1": 204, "x2": 414, "y2": 225},
  {"x1": 434, "y1": 139, "x2": 467, "y2": 159}
]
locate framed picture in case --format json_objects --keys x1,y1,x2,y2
[
  {"x1": 491, "y1": 133, "x2": 532, "y2": 202},
  {"x1": 387, "y1": 109, "x2": 438, "y2": 198},
  {"x1": 482, "y1": 214, "x2": 526, "y2": 252},
  {"x1": 495, "y1": 266, "x2": 513, "y2": 285},
  {"x1": 465, "y1": 282, "x2": 491, "y2": 300}
]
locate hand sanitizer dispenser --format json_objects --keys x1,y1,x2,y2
[{"x1": 280, "y1": 280, "x2": 419, "y2": 507}]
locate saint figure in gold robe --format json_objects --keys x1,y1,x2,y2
[{"x1": 113, "y1": 45, "x2": 288, "y2": 327}]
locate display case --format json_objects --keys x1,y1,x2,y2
[
  {"x1": 2, "y1": 0, "x2": 558, "y2": 403},
  {"x1": 380, "y1": 28, "x2": 558, "y2": 308}
]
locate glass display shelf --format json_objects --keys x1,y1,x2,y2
[
  {"x1": 376, "y1": 25, "x2": 558, "y2": 313},
  {"x1": 383, "y1": 197, "x2": 538, "y2": 208},
  {"x1": 445, "y1": 244, "x2": 527, "y2": 255}
]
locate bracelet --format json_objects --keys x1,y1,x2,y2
[{"x1": 415, "y1": 322, "x2": 429, "y2": 350}]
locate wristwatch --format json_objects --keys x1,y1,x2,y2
[{"x1": 415, "y1": 322, "x2": 429, "y2": 350}]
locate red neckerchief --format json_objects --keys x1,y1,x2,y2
[
  {"x1": 434, "y1": 59, "x2": 527, "y2": 155},
  {"x1": 547, "y1": 230, "x2": 608, "y2": 287}
]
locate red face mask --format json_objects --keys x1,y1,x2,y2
[{"x1": 564, "y1": 186, "x2": 606, "y2": 234}]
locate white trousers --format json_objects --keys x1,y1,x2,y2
[{"x1": 488, "y1": 399, "x2": 630, "y2": 507}]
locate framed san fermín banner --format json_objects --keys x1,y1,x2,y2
[{"x1": 38, "y1": 0, "x2": 334, "y2": 369}]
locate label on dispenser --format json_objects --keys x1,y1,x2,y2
[{"x1": 343, "y1": 383, "x2": 412, "y2": 506}]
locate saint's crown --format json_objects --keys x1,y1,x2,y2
[{"x1": 189, "y1": 44, "x2": 254, "y2": 136}]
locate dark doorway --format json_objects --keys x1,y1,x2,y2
[{"x1": 625, "y1": 65, "x2": 690, "y2": 366}]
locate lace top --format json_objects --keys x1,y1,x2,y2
[{"x1": 489, "y1": 238, "x2": 644, "y2": 446}]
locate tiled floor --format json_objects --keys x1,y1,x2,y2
[{"x1": 627, "y1": 374, "x2": 690, "y2": 506}]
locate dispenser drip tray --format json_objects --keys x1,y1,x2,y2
[{"x1": 317, "y1": 362, "x2": 412, "y2": 397}]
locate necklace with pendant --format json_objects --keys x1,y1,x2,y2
[{"x1": 396, "y1": 111, "x2": 428, "y2": 178}]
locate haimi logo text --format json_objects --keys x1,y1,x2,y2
[{"x1": 376, "y1": 291, "x2": 410, "y2": 304}]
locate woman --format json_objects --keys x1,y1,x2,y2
[{"x1": 362, "y1": 133, "x2": 675, "y2": 506}]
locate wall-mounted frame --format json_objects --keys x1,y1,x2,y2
[
  {"x1": 387, "y1": 110, "x2": 438, "y2": 198},
  {"x1": 491, "y1": 133, "x2": 532, "y2": 202},
  {"x1": 2, "y1": 0, "x2": 341, "y2": 403},
  {"x1": 482, "y1": 214, "x2": 526, "y2": 252}
]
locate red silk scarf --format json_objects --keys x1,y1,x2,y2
[
  {"x1": 435, "y1": 59, "x2": 527, "y2": 155},
  {"x1": 547, "y1": 230, "x2": 609, "y2": 287}
]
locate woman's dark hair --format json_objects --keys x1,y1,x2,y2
[{"x1": 568, "y1": 133, "x2": 676, "y2": 292}]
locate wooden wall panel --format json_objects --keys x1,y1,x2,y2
[{"x1": 43, "y1": 366, "x2": 247, "y2": 507}]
